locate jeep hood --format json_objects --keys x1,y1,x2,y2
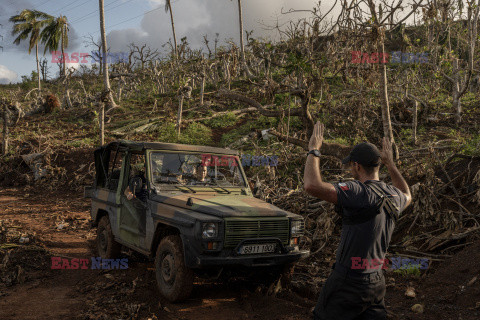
[{"x1": 151, "y1": 193, "x2": 288, "y2": 218}]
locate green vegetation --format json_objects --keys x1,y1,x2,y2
[
  {"x1": 393, "y1": 263, "x2": 422, "y2": 278},
  {"x1": 459, "y1": 132, "x2": 480, "y2": 156},
  {"x1": 157, "y1": 122, "x2": 213, "y2": 145},
  {"x1": 203, "y1": 112, "x2": 238, "y2": 128},
  {"x1": 65, "y1": 137, "x2": 95, "y2": 148}
]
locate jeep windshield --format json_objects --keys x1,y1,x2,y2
[{"x1": 150, "y1": 152, "x2": 247, "y2": 191}]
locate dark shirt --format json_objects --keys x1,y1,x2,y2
[{"x1": 333, "y1": 180, "x2": 408, "y2": 273}]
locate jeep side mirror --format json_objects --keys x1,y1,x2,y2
[{"x1": 129, "y1": 176, "x2": 143, "y2": 194}]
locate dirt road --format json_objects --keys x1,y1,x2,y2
[
  {"x1": 1, "y1": 187, "x2": 479, "y2": 320},
  {"x1": 0, "y1": 188, "x2": 313, "y2": 320}
]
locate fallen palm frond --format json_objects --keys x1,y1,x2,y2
[{"x1": 111, "y1": 117, "x2": 163, "y2": 135}]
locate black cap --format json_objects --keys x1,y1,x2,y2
[{"x1": 342, "y1": 142, "x2": 381, "y2": 167}]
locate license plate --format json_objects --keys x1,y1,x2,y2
[{"x1": 239, "y1": 243, "x2": 276, "y2": 255}]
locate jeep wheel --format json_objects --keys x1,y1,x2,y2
[
  {"x1": 97, "y1": 216, "x2": 121, "y2": 259},
  {"x1": 155, "y1": 235, "x2": 194, "y2": 302}
]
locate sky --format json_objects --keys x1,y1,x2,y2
[{"x1": 0, "y1": 0, "x2": 323, "y2": 84}]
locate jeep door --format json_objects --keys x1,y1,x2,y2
[
  {"x1": 92, "y1": 145, "x2": 125, "y2": 238},
  {"x1": 118, "y1": 151, "x2": 149, "y2": 251}
]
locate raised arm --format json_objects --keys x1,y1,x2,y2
[
  {"x1": 303, "y1": 122, "x2": 338, "y2": 204},
  {"x1": 380, "y1": 137, "x2": 412, "y2": 207}
]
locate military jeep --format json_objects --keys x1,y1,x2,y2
[{"x1": 87, "y1": 140, "x2": 309, "y2": 301}]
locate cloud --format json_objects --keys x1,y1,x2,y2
[
  {"x1": 106, "y1": 0, "x2": 321, "y2": 54},
  {"x1": 0, "y1": 65, "x2": 19, "y2": 84}
]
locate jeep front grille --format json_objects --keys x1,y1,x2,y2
[{"x1": 224, "y1": 218, "x2": 290, "y2": 248}]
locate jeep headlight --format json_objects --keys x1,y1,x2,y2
[
  {"x1": 202, "y1": 222, "x2": 218, "y2": 239},
  {"x1": 290, "y1": 220, "x2": 304, "y2": 237}
]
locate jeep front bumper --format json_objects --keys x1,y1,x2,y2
[{"x1": 193, "y1": 250, "x2": 310, "y2": 267}]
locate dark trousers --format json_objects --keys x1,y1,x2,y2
[{"x1": 313, "y1": 267, "x2": 386, "y2": 320}]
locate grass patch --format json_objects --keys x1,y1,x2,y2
[
  {"x1": 157, "y1": 122, "x2": 213, "y2": 145},
  {"x1": 65, "y1": 137, "x2": 96, "y2": 148},
  {"x1": 459, "y1": 132, "x2": 480, "y2": 156},
  {"x1": 203, "y1": 112, "x2": 238, "y2": 128}
]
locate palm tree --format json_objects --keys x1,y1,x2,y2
[
  {"x1": 232, "y1": 0, "x2": 251, "y2": 77},
  {"x1": 236, "y1": 0, "x2": 245, "y2": 65},
  {"x1": 41, "y1": 15, "x2": 73, "y2": 108},
  {"x1": 98, "y1": 0, "x2": 117, "y2": 113},
  {"x1": 165, "y1": 0, "x2": 178, "y2": 60},
  {"x1": 9, "y1": 10, "x2": 53, "y2": 93},
  {"x1": 40, "y1": 15, "x2": 69, "y2": 78}
]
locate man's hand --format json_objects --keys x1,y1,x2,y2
[
  {"x1": 304, "y1": 121, "x2": 337, "y2": 204},
  {"x1": 380, "y1": 137, "x2": 395, "y2": 167},
  {"x1": 308, "y1": 121, "x2": 325, "y2": 151},
  {"x1": 380, "y1": 137, "x2": 412, "y2": 207},
  {"x1": 124, "y1": 187, "x2": 135, "y2": 200}
]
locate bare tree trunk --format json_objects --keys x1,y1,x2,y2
[
  {"x1": 99, "y1": 0, "x2": 117, "y2": 110},
  {"x1": 176, "y1": 95, "x2": 184, "y2": 138},
  {"x1": 99, "y1": 102, "x2": 105, "y2": 145},
  {"x1": 223, "y1": 57, "x2": 231, "y2": 90},
  {"x1": 237, "y1": 0, "x2": 245, "y2": 63},
  {"x1": 152, "y1": 99, "x2": 157, "y2": 113},
  {"x1": 168, "y1": 0, "x2": 178, "y2": 60},
  {"x1": 2, "y1": 107, "x2": 8, "y2": 156},
  {"x1": 61, "y1": 27, "x2": 66, "y2": 78},
  {"x1": 378, "y1": 39, "x2": 398, "y2": 158},
  {"x1": 200, "y1": 73, "x2": 205, "y2": 105},
  {"x1": 64, "y1": 85, "x2": 73, "y2": 109},
  {"x1": 63, "y1": 68, "x2": 73, "y2": 109},
  {"x1": 36, "y1": 44, "x2": 41, "y2": 93},
  {"x1": 237, "y1": 0, "x2": 252, "y2": 77},
  {"x1": 413, "y1": 100, "x2": 418, "y2": 145},
  {"x1": 452, "y1": 58, "x2": 462, "y2": 124},
  {"x1": 453, "y1": 1, "x2": 479, "y2": 124}
]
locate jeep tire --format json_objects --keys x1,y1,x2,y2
[
  {"x1": 155, "y1": 235, "x2": 194, "y2": 302},
  {"x1": 97, "y1": 216, "x2": 122, "y2": 259}
]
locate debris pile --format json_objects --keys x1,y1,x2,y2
[{"x1": 0, "y1": 220, "x2": 49, "y2": 289}]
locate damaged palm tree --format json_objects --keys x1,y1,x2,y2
[
  {"x1": 1, "y1": 98, "x2": 24, "y2": 156},
  {"x1": 98, "y1": 89, "x2": 111, "y2": 146},
  {"x1": 2, "y1": 104, "x2": 8, "y2": 156},
  {"x1": 232, "y1": 0, "x2": 253, "y2": 77},
  {"x1": 98, "y1": 0, "x2": 118, "y2": 111},
  {"x1": 176, "y1": 83, "x2": 193, "y2": 138}
]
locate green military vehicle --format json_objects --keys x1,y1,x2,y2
[{"x1": 87, "y1": 140, "x2": 309, "y2": 301}]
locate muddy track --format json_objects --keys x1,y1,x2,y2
[
  {"x1": 1, "y1": 187, "x2": 479, "y2": 320},
  {"x1": 0, "y1": 188, "x2": 313, "y2": 320}
]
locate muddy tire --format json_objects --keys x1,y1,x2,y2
[
  {"x1": 155, "y1": 235, "x2": 194, "y2": 302},
  {"x1": 97, "y1": 216, "x2": 121, "y2": 259}
]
